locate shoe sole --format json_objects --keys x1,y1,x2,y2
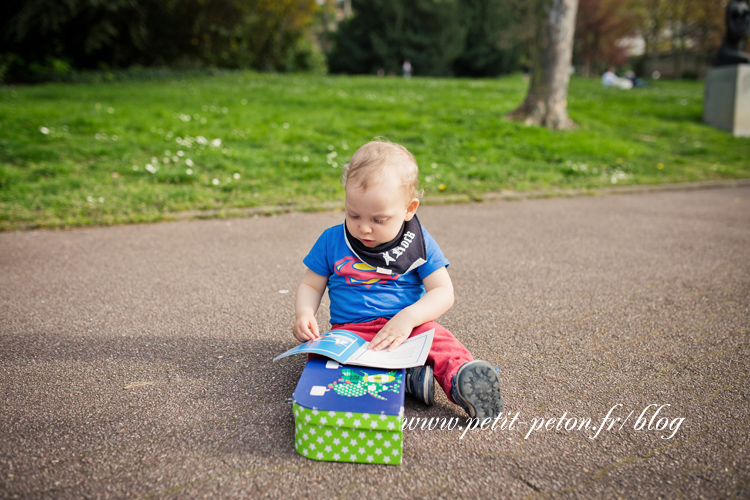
[
  {"x1": 454, "y1": 361, "x2": 504, "y2": 420},
  {"x1": 423, "y1": 365, "x2": 434, "y2": 406}
]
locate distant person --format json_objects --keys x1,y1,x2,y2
[
  {"x1": 292, "y1": 140, "x2": 505, "y2": 420},
  {"x1": 602, "y1": 67, "x2": 633, "y2": 90},
  {"x1": 602, "y1": 67, "x2": 619, "y2": 87},
  {"x1": 625, "y1": 70, "x2": 646, "y2": 88},
  {"x1": 402, "y1": 60, "x2": 412, "y2": 79}
]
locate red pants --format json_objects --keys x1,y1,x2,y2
[{"x1": 331, "y1": 318, "x2": 473, "y2": 404}]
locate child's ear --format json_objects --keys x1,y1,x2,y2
[{"x1": 404, "y1": 198, "x2": 420, "y2": 221}]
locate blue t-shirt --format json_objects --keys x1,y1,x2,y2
[{"x1": 303, "y1": 223, "x2": 450, "y2": 324}]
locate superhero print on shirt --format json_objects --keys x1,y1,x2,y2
[{"x1": 334, "y1": 256, "x2": 401, "y2": 288}]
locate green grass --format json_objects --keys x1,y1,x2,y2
[{"x1": 1, "y1": 72, "x2": 748, "y2": 230}]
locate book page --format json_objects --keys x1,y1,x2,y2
[
  {"x1": 346, "y1": 329, "x2": 434, "y2": 369},
  {"x1": 273, "y1": 330, "x2": 365, "y2": 362}
]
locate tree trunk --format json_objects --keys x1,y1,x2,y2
[{"x1": 507, "y1": 0, "x2": 579, "y2": 130}]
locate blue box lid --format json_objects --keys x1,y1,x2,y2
[{"x1": 293, "y1": 357, "x2": 405, "y2": 416}]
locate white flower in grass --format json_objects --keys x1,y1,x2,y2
[
  {"x1": 283, "y1": 123, "x2": 289, "y2": 129},
  {"x1": 177, "y1": 150, "x2": 184, "y2": 157},
  {"x1": 196, "y1": 136, "x2": 208, "y2": 145},
  {"x1": 145, "y1": 164, "x2": 157, "y2": 174},
  {"x1": 185, "y1": 159, "x2": 194, "y2": 167},
  {"x1": 86, "y1": 196, "x2": 94, "y2": 202},
  {"x1": 233, "y1": 173, "x2": 240, "y2": 180},
  {"x1": 132, "y1": 165, "x2": 139, "y2": 171},
  {"x1": 186, "y1": 169, "x2": 193, "y2": 175},
  {"x1": 98, "y1": 197, "x2": 104, "y2": 203},
  {"x1": 107, "y1": 107, "x2": 114, "y2": 114},
  {"x1": 302, "y1": 156, "x2": 309, "y2": 162},
  {"x1": 212, "y1": 178, "x2": 219, "y2": 185},
  {"x1": 211, "y1": 138, "x2": 222, "y2": 147},
  {"x1": 39, "y1": 126, "x2": 51, "y2": 135}
]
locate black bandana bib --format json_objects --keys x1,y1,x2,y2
[{"x1": 344, "y1": 215, "x2": 427, "y2": 275}]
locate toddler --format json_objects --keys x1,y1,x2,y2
[{"x1": 293, "y1": 140, "x2": 504, "y2": 420}]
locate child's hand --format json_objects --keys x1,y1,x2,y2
[
  {"x1": 368, "y1": 315, "x2": 414, "y2": 352},
  {"x1": 293, "y1": 313, "x2": 320, "y2": 342}
]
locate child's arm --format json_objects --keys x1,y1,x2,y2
[
  {"x1": 293, "y1": 269, "x2": 328, "y2": 342},
  {"x1": 368, "y1": 266, "x2": 454, "y2": 352}
]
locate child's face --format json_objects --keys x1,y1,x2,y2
[{"x1": 345, "y1": 175, "x2": 419, "y2": 248}]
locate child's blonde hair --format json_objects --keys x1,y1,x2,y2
[{"x1": 341, "y1": 139, "x2": 422, "y2": 202}]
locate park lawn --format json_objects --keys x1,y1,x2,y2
[{"x1": 1, "y1": 72, "x2": 748, "y2": 230}]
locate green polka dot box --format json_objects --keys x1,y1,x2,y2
[{"x1": 292, "y1": 356, "x2": 405, "y2": 465}]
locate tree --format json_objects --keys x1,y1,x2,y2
[
  {"x1": 574, "y1": 0, "x2": 639, "y2": 75},
  {"x1": 507, "y1": 0, "x2": 579, "y2": 130},
  {"x1": 329, "y1": 0, "x2": 467, "y2": 76},
  {"x1": 328, "y1": 0, "x2": 521, "y2": 77},
  {"x1": 0, "y1": 0, "x2": 321, "y2": 80},
  {"x1": 452, "y1": 0, "x2": 522, "y2": 77},
  {"x1": 630, "y1": 0, "x2": 730, "y2": 78}
]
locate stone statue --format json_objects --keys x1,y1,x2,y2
[{"x1": 716, "y1": 0, "x2": 750, "y2": 65}]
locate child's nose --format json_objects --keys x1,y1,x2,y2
[{"x1": 360, "y1": 223, "x2": 372, "y2": 234}]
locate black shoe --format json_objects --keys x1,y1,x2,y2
[
  {"x1": 405, "y1": 365, "x2": 434, "y2": 406},
  {"x1": 451, "y1": 361, "x2": 504, "y2": 420}
]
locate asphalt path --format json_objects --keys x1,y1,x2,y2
[{"x1": 1, "y1": 186, "x2": 749, "y2": 499}]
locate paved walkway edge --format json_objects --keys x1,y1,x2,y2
[{"x1": 168, "y1": 178, "x2": 750, "y2": 221}]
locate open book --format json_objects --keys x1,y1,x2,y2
[{"x1": 273, "y1": 328, "x2": 434, "y2": 369}]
